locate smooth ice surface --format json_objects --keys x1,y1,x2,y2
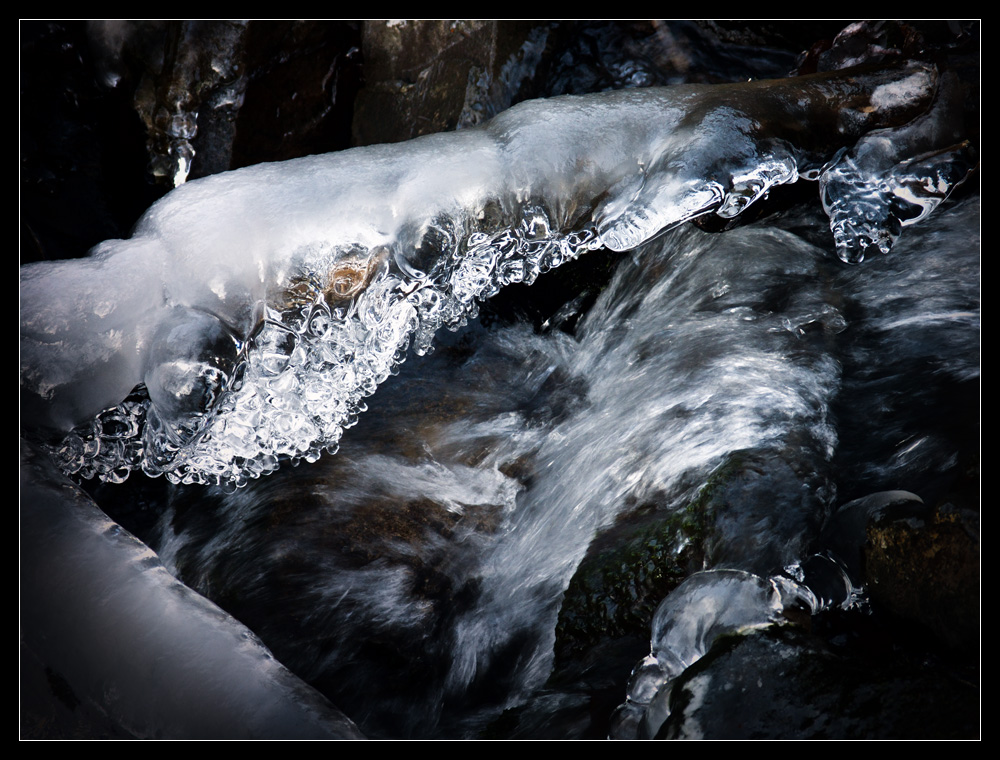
[
  {"x1": 21, "y1": 63, "x2": 957, "y2": 486},
  {"x1": 648, "y1": 571, "x2": 784, "y2": 673},
  {"x1": 612, "y1": 561, "x2": 854, "y2": 739},
  {"x1": 20, "y1": 441, "x2": 362, "y2": 739}
]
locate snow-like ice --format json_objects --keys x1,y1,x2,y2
[{"x1": 21, "y1": 62, "x2": 968, "y2": 487}]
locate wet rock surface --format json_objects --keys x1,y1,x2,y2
[
  {"x1": 658, "y1": 622, "x2": 978, "y2": 739},
  {"x1": 22, "y1": 21, "x2": 979, "y2": 739},
  {"x1": 555, "y1": 511, "x2": 702, "y2": 670}
]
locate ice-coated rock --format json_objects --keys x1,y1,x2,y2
[
  {"x1": 819, "y1": 70, "x2": 975, "y2": 262},
  {"x1": 22, "y1": 63, "x2": 955, "y2": 486}
]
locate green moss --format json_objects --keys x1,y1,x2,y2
[
  {"x1": 552, "y1": 452, "x2": 755, "y2": 666},
  {"x1": 553, "y1": 516, "x2": 700, "y2": 665}
]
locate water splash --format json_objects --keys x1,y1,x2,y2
[{"x1": 146, "y1": 217, "x2": 855, "y2": 736}]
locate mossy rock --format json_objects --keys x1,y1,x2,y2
[
  {"x1": 553, "y1": 446, "x2": 831, "y2": 667},
  {"x1": 866, "y1": 499, "x2": 979, "y2": 651},
  {"x1": 553, "y1": 483, "x2": 713, "y2": 667}
]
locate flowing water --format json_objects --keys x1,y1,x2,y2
[
  {"x1": 136, "y1": 196, "x2": 977, "y2": 737},
  {"x1": 21, "y1": 22, "x2": 979, "y2": 739}
]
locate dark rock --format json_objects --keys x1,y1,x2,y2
[
  {"x1": 554, "y1": 512, "x2": 702, "y2": 669},
  {"x1": 820, "y1": 490, "x2": 923, "y2": 583},
  {"x1": 866, "y1": 499, "x2": 980, "y2": 651},
  {"x1": 696, "y1": 449, "x2": 833, "y2": 576},
  {"x1": 232, "y1": 21, "x2": 362, "y2": 166},
  {"x1": 352, "y1": 20, "x2": 546, "y2": 146},
  {"x1": 659, "y1": 624, "x2": 979, "y2": 739}
]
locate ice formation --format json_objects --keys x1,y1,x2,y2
[
  {"x1": 610, "y1": 558, "x2": 855, "y2": 739},
  {"x1": 819, "y1": 70, "x2": 975, "y2": 262},
  {"x1": 610, "y1": 491, "x2": 948, "y2": 738},
  {"x1": 21, "y1": 440, "x2": 363, "y2": 738},
  {"x1": 20, "y1": 49, "x2": 979, "y2": 737},
  {"x1": 21, "y1": 62, "x2": 968, "y2": 489}
]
